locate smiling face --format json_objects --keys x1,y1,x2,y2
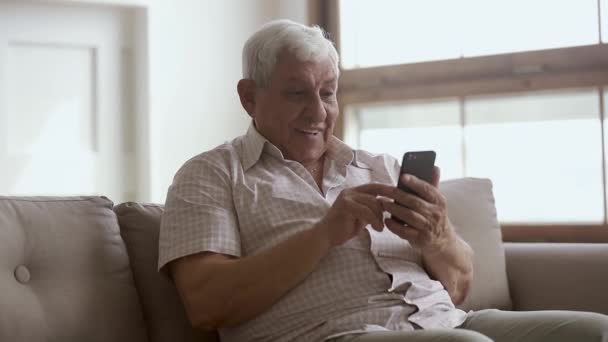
[{"x1": 240, "y1": 51, "x2": 339, "y2": 166}]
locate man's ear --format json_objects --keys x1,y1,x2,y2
[{"x1": 237, "y1": 79, "x2": 257, "y2": 118}]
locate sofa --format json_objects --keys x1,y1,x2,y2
[{"x1": 1, "y1": 178, "x2": 607, "y2": 342}]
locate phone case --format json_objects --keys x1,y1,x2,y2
[
  {"x1": 397, "y1": 150, "x2": 436, "y2": 194},
  {"x1": 394, "y1": 150, "x2": 436, "y2": 224}
]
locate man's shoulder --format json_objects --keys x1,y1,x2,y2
[{"x1": 175, "y1": 137, "x2": 245, "y2": 179}]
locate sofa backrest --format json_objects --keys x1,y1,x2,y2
[
  {"x1": 0, "y1": 196, "x2": 148, "y2": 342},
  {"x1": 114, "y1": 202, "x2": 219, "y2": 342},
  {"x1": 439, "y1": 178, "x2": 512, "y2": 311}
]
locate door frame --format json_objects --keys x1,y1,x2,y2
[{"x1": 31, "y1": 0, "x2": 151, "y2": 201}]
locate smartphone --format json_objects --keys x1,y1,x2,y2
[{"x1": 393, "y1": 151, "x2": 436, "y2": 224}]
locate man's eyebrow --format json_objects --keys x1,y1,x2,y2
[
  {"x1": 285, "y1": 77, "x2": 306, "y2": 83},
  {"x1": 283, "y1": 76, "x2": 337, "y2": 85},
  {"x1": 323, "y1": 78, "x2": 337, "y2": 86}
]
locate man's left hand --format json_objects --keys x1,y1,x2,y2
[{"x1": 381, "y1": 166, "x2": 455, "y2": 252}]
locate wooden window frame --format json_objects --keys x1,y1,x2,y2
[
  {"x1": 311, "y1": 0, "x2": 608, "y2": 242},
  {"x1": 502, "y1": 225, "x2": 608, "y2": 243}
]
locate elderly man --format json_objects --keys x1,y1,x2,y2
[{"x1": 159, "y1": 19, "x2": 608, "y2": 342}]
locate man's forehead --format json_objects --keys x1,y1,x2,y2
[
  {"x1": 283, "y1": 74, "x2": 337, "y2": 84},
  {"x1": 274, "y1": 53, "x2": 336, "y2": 79},
  {"x1": 276, "y1": 62, "x2": 337, "y2": 84}
]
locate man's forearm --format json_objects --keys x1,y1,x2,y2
[
  {"x1": 421, "y1": 228, "x2": 474, "y2": 305},
  {"x1": 185, "y1": 224, "x2": 332, "y2": 329}
]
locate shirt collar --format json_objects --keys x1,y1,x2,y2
[
  {"x1": 240, "y1": 121, "x2": 369, "y2": 171},
  {"x1": 326, "y1": 136, "x2": 354, "y2": 167},
  {"x1": 327, "y1": 136, "x2": 372, "y2": 170},
  {"x1": 241, "y1": 122, "x2": 282, "y2": 171}
]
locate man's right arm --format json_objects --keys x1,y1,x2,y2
[
  {"x1": 171, "y1": 223, "x2": 330, "y2": 329},
  {"x1": 170, "y1": 183, "x2": 390, "y2": 330}
]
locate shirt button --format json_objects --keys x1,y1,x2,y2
[{"x1": 14, "y1": 265, "x2": 31, "y2": 284}]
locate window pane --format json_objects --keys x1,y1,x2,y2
[
  {"x1": 603, "y1": 0, "x2": 608, "y2": 43},
  {"x1": 344, "y1": 99, "x2": 464, "y2": 181},
  {"x1": 339, "y1": 0, "x2": 599, "y2": 69},
  {"x1": 340, "y1": 1, "x2": 462, "y2": 68},
  {"x1": 465, "y1": 89, "x2": 603, "y2": 224},
  {"x1": 461, "y1": 0, "x2": 599, "y2": 57}
]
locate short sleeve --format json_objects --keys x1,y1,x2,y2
[{"x1": 158, "y1": 154, "x2": 241, "y2": 272}]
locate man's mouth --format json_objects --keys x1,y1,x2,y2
[{"x1": 296, "y1": 128, "x2": 322, "y2": 136}]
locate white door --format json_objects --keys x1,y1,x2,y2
[{"x1": 0, "y1": 1, "x2": 136, "y2": 203}]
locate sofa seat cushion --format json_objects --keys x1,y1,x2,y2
[
  {"x1": 0, "y1": 196, "x2": 148, "y2": 342},
  {"x1": 114, "y1": 202, "x2": 218, "y2": 342},
  {"x1": 440, "y1": 178, "x2": 512, "y2": 312},
  {"x1": 505, "y1": 242, "x2": 608, "y2": 313}
]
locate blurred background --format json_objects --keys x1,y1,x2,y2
[
  {"x1": 338, "y1": 0, "x2": 608, "y2": 227},
  {"x1": 0, "y1": 0, "x2": 307, "y2": 204},
  {"x1": 1, "y1": 0, "x2": 607, "y2": 237}
]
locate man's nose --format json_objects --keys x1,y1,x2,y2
[{"x1": 307, "y1": 94, "x2": 327, "y2": 122}]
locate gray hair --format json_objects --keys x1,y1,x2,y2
[{"x1": 242, "y1": 19, "x2": 340, "y2": 87}]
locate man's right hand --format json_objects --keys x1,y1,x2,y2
[{"x1": 314, "y1": 183, "x2": 390, "y2": 247}]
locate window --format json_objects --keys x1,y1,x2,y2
[
  {"x1": 346, "y1": 99, "x2": 464, "y2": 181},
  {"x1": 345, "y1": 88, "x2": 605, "y2": 224},
  {"x1": 603, "y1": 0, "x2": 608, "y2": 43},
  {"x1": 465, "y1": 89, "x2": 603, "y2": 224},
  {"x1": 340, "y1": 0, "x2": 601, "y2": 69},
  {"x1": 318, "y1": 0, "x2": 608, "y2": 239}
]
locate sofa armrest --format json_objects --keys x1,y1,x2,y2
[{"x1": 504, "y1": 243, "x2": 608, "y2": 314}]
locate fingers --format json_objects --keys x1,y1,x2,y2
[
  {"x1": 340, "y1": 180, "x2": 446, "y2": 234},
  {"x1": 354, "y1": 182, "x2": 396, "y2": 198},
  {"x1": 384, "y1": 187, "x2": 434, "y2": 216},
  {"x1": 380, "y1": 199, "x2": 430, "y2": 231},
  {"x1": 398, "y1": 174, "x2": 443, "y2": 205},
  {"x1": 348, "y1": 193, "x2": 384, "y2": 230},
  {"x1": 431, "y1": 166, "x2": 441, "y2": 187},
  {"x1": 384, "y1": 217, "x2": 421, "y2": 242},
  {"x1": 353, "y1": 181, "x2": 440, "y2": 208}
]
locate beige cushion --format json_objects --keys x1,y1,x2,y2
[
  {"x1": 114, "y1": 202, "x2": 218, "y2": 342},
  {"x1": 0, "y1": 196, "x2": 148, "y2": 342},
  {"x1": 439, "y1": 178, "x2": 513, "y2": 311}
]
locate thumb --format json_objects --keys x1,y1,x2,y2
[{"x1": 431, "y1": 166, "x2": 441, "y2": 187}]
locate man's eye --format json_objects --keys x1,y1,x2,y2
[
  {"x1": 322, "y1": 91, "x2": 335, "y2": 98},
  {"x1": 287, "y1": 90, "x2": 305, "y2": 96}
]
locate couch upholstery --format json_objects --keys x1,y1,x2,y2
[
  {"x1": 0, "y1": 197, "x2": 148, "y2": 341},
  {"x1": 1, "y1": 178, "x2": 607, "y2": 342},
  {"x1": 114, "y1": 202, "x2": 218, "y2": 342},
  {"x1": 439, "y1": 178, "x2": 512, "y2": 312},
  {"x1": 505, "y1": 242, "x2": 608, "y2": 313}
]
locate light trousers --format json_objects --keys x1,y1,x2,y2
[{"x1": 330, "y1": 309, "x2": 608, "y2": 342}]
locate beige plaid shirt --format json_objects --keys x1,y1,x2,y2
[{"x1": 159, "y1": 123, "x2": 467, "y2": 342}]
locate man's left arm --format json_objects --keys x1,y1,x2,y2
[
  {"x1": 420, "y1": 224, "x2": 474, "y2": 304},
  {"x1": 380, "y1": 167, "x2": 474, "y2": 305}
]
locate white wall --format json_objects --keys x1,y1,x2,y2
[{"x1": 147, "y1": 0, "x2": 308, "y2": 202}]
